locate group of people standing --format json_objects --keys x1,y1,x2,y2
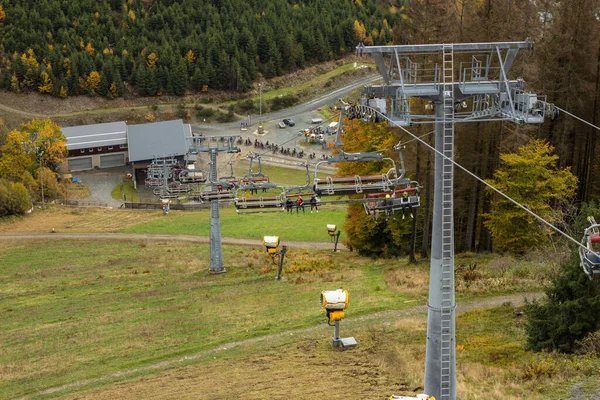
[{"x1": 285, "y1": 195, "x2": 319, "y2": 214}]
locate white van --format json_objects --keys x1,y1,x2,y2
[{"x1": 311, "y1": 117, "x2": 324, "y2": 124}]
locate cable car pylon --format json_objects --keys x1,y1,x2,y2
[
  {"x1": 357, "y1": 39, "x2": 545, "y2": 400},
  {"x1": 187, "y1": 135, "x2": 240, "y2": 273}
]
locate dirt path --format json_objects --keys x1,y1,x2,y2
[
  {"x1": 0, "y1": 232, "x2": 339, "y2": 250},
  {"x1": 21, "y1": 292, "x2": 542, "y2": 399}
]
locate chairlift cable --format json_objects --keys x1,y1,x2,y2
[
  {"x1": 540, "y1": 101, "x2": 600, "y2": 131},
  {"x1": 401, "y1": 129, "x2": 435, "y2": 146}
]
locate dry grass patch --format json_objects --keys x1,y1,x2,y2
[
  {"x1": 385, "y1": 265, "x2": 430, "y2": 297},
  {"x1": 0, "y1": 206, "x2": 161, "y2": 233}
]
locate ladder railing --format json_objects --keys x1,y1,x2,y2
[{"x1": 440, "y1": 43, "x2": 455, "y2": 400}]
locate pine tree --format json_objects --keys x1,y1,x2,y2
[
  {"x1": 170, "y1": 61, "x2": 187, "y2": 96},
  {"x1": 525, "y1": 253, "x2": 600, "y2": 353}
]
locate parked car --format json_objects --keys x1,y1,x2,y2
[
  {"x1": 278, "y1": 122, "x2": 286, "y2": 129},
  {"x1": 283, "y1": 118, "x2": 295, "y2": 126}
]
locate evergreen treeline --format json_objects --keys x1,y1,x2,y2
[{"x1": 0, "y1": 0, "x2": 399, "y2": 98}]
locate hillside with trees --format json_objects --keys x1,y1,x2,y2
[
  {"x1": 0, "y1": 0, "x2": 399, "y2": 98},
  {"x1": 334, "y1": 0, "x2": 600, "y2": 258}
]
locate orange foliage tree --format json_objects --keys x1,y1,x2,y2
[
  {"x1": 0, "y1": 119, "x2": 67, "y2": 178},
  {"x1": 0, "y1": 119, "x2": 67, "y2": 201},
  {"x1": 336, "y1": 117, "x2": 414, "y2": 256}
]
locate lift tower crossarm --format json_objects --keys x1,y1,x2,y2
[{"x1": 356, "y1": 40, "x2": 533, "y2": 55}]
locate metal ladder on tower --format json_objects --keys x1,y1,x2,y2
[{"x1": 440, "y1": 43, "x2": 455, "y2": 400}]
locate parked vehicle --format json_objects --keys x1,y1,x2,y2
[
  {"x1": 278, "y1": 122, "x2": 286, "y2": 129},
  {"x1": 311, "y1": 117, "x2": 324, "y2": 124},
  {"x1": 283, "y1": 118, "x2": 295, "y2": 126}
]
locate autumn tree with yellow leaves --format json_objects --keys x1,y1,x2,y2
[{"x1": 0, "y1": 119, "x2": 67, "y2": 208}]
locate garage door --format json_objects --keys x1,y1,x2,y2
[
  {"x1": 69, "y1": 157, "x2": 92, "y2": 171},
  {"x1": 100, "y1": 153, "x2": 125, "y2": 168}
]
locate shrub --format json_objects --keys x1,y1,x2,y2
[
  {"x1": 215, "y1": 108, "x2": 235, "y2": 123},
  {"x1": 0, "y1": 180, "x2": 31, "y2": 216},
  {"x1": 522, "y1": 358, "x2": 557, "y2": 380},
  {"x1": 575, "y1": 330, "x2": 600, "y2": 356},
  {"x1": 233, "y1": 98, "x2": 257, "y2": 114},
  {"x1": 195, "y1": 105, "x2": 215, "y2": 118},
  {"x1": 525, "y1": 254, "x2": 600, "y2": 353},
  {"x1": 268, "y1": 94, "x2": 298, "y2": 112}
]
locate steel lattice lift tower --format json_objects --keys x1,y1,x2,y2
[
  {"x1": 356, "y1": 40, "x2": 547, "y2": 400},
  {"x1": 188, "y1": 135, "x2": 240, "y2": 273}
]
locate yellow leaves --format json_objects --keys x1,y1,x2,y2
[
  {"x1": 371, "y1": 28, "x2": 379, "y2": 40},
  {"x1": 94, "y1": 11, "x2": 99, "y2": 20},
  {"x1": 128, "y1": 9, "x2": 136, "y2": 21},
  {"x1": 0, "y1": 5, "x2": 6, "y2": 23},
  {"x1": 146, "y1": 52, "x2": 158, "y2": 67},
  {"x1": 389, "y1": 5, "x2": 397, "y2": 14},
  {"x1": 47, "y1": 44, "x2": 54, "y2": 51},
  {"x1": 185, "y1": 49, "x2": 196, "y2": 64},
  {"x1": 59, "y1": 86, "x2": 68, "y2": 99},
  {"x1": 145, "y1": 112, "x2": 156, "y2": 122},
  {"x1": 84, "y1": 42, "x2": 95, "y2": 56},
  {"x1": 121, "y1": 49, "x2": 128, "y2": 57},
  {"x1": 103, "y1": 48, "x2": 113, "y2": 56},
  {"x1": 38, "y1": 71, "x2": 53, "y2": 94},
  {"x1": 110, "y1": 82, "x2": 119, "y2": 98},
  {"x1": 63, "y1": 58, "x2": 71, "y2": 73},
  {"x1": 86, "y1": 71, "x2": 101, "y2": 95},
  {"x1": 10, "y1": 73, "x2": 19, "y2": 93},
  {"x1": 21, "y1": 49, "x2": 38, "y2": 67},
  {"x1": 353, "y1": 20, "x2": 366, "y2": 41},
  {"x1": 0, "y1": 120, "x2": 67, "y2": 182}
]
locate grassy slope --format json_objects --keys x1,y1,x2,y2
[
  {"x1": 0, "y1": 210, "x2": 597, "y2": 398},
  {"x1": 122, "y1": 207, "x2": 348, "y2": 242},
  {"x1": 0, "y1": 239, "x2": 408, "y2": 398}
]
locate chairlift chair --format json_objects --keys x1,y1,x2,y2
[
  {"x1": 579, "y1": 216, "x2": 600, "y2": 279},
  {"x1": 192, "y1": 182, "x2": 235, "y2": 202},
  {"x1": 363, "y1": 185, "x2": 420, "y2": 220},
  {"x1": 234, "y1": 185, "x2": 286, "y2": 213},
  {"x1": 244, "y1": 152, "x2": 266, "y2": 179},
  {"x1": 284, "y1": 163, "x2": 313, "y2": 197}
]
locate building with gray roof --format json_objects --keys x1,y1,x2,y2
[
  {"x1": 127, "y1": 119, "x2": 190, "y2": 163},
  {"x1": 62, "y1": 121, "x2": 128, "y2": 171}
]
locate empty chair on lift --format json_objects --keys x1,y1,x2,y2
[
  {"x1": 199, "y1": 190, "x2": 234, "y2": 201},
  {"x1": 314, "y1": 174, "x2": 396, "y2": 196},
  {"x1": 579, "y1": 216, "x2": 600, "y2": 279},
  {"x1": 196, "y1": 182, "x2": 235, "y2": 201},
  {"x1": 234, "y1": 185, "x2": 285, "y2": 213},
  {"x1": 235, "y1": 195, "x2": 284, "y2": 210}
]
